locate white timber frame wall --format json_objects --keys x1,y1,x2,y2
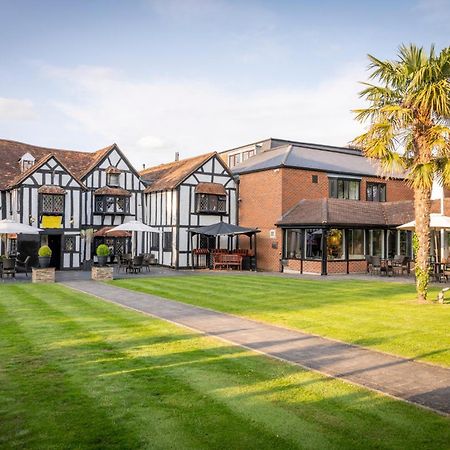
[
  {"x1": 144, "y1": 155, "x2": 237, "y2": 268},
  {"x1": 10, "y1": 156, "x2": 84, "y2": 269},
  {"x1": 81, "y1": 146, "x2": 145, "y2": 263}
]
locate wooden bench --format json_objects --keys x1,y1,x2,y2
[{"x1": 213, "y1": 253, "x2": 242, "y2": 270}]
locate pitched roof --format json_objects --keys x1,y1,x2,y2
[
  {"x1": 277, "y1": 198, "x2": 415, "y2": 227},
  {"x1": 232, "y1": 143, "x2": 404, "y2": 179},
  {"x1": 0, "y1": 139, "x2": 115, "y2": 190},
  {"x1": 94, "y1": 186, "x2": 131, "y2": 196},
  {"x1": 140, "y1": 152, "x2": 216, "y2": 192},
  {"x1": 195, "y1": 182, "x2": 226, "y2": 195}
]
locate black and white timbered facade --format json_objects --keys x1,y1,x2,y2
[
  {"x1": 0, "y1": 140, "x2": 144, "y2": 269},
  {"x1": 141, "y1": 152, "x2": 237, "y2": 268}
]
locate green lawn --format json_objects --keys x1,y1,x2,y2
[
  {"x1": 1, "y1": 284, "x2": 449, "y2": 449},
  {"x1": 113, "y1": 275, "x2": 450, "y2": 367}
]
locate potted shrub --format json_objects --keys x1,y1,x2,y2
[
  {"x1": 96, "y1": 244, "x2": 110, "y2": 266},
  {"x1": 38, "y1": 245, "x2": 52, "y2": 268}
]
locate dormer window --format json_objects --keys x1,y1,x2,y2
[
  {"x1": 106, "y1": 166, "x2": 121, "y2": 186},
  {"x1": 19, "y1": 152, "x2": 35, "y2": 172}
]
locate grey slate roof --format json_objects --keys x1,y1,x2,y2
[{"x1": 232, "y1": 143, "x2": 397, "y2": 178}]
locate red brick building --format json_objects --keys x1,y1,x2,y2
[{"x1": 226, "y1": 139, "x2": 415, "y2": 274}]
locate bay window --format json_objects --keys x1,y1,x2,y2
[{"x1": 95, "y1": 195, "x2": 130, "y2": 214}]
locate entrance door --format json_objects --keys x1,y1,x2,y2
[
  {"x1": 47, "y1": 234, "x2": 62, "y2": 270},
  {"x1": 18, "y1": 235, "x2": 40, "y2": 268}
]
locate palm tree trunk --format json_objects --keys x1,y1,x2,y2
[{"x1": 414, "y1": 186, "x2": 432, "y2": 302}]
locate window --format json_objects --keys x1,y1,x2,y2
[
  {"x1": 150, "y1": 232, "x2": 159, "y2": 251},
  {"x1": 312, "y1": 175, "x2": 318, "y2": 184},
  {"x1": 366, "y1": 182, "x2": 386, "y2": 202},
  {"x1": 64, "y1": 236, "x2": 76, "y2": 252},
  {"x1": 196, "y1": 194, "x2": 227, "y2": 214},
  {"x1": 348, "y1": 229, "x2": 365, "y2": 259},
  {"x1": 327, "y1": 229, "x2": 344, "y2": 260},
  {"x1": 284, "y1": 229, "x2": 302, "y2": 259},
  {"x1": 94, "y1": 196, "x2": 130, "y2": 214},
  {"x1": 329, "y1": 178, "x2": 360, "y2": 200},
  {"x1": 305, "y1": 229, "x2": 323, "y2": 259},
  {"x1": 399, "y1": 231, "x2": 412, "y2": 257},
  {"x1": 107, "y1": 173, "x2": 120, "y2": 187},
  {"x1": 41, "y1": 194, "x2": 64, "y2": 214},
  {"x1": 369, "y1": 229, "x2": 383, "y2": 257},
  {"x1": 228, "y1": 153, "x2": 241, "y2": 167},
  {"x1": 163, "y1": 231, "x2": 172, "y2": 251}
]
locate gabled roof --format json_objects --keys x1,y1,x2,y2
[
  {"x1": 277, "y1": 198, "x2": 415, "y2": 227},
  {"x1": 140, "y1": 152, "x2": 217, "y2": 192},
  {"x1": 0, "y1": 139, "x2": 115, "y2": 190},
  {"x1": 232, "y1": 143, "x2": 403, "y2": 179}
]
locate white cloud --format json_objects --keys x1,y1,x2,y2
[
  {"x1": 0, "y1": 97, "x2": 36, "y2": 120},
  {"x1": 42, "y1": 63, "x2": 366, "y2": 167}
]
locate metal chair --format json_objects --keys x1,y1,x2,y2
[
  {"x1": 1, "y1": 258, "x2": 16, "y2": 278},
  {"x1": 16, "y1": 256, "x2": 31, "y2": 277}
]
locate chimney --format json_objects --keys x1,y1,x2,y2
[{"x1": 175, "y1": 152, "x2": 180, "y2": 162}]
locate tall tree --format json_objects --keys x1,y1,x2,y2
[{"x1": 354, "y1": 44, "x2": 450, "y2": 302}]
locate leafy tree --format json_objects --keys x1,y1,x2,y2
[{"x1": 354, "y1": 44, "x2": 450, "y2": 302}]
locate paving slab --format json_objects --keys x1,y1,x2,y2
[{"x1": 63, "y1": 280, "x2": 450, "y2": 415}]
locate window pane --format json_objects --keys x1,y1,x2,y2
[
  {"x1": 106, "y1": 197, "x2": 115, "y2": 213},
  {"x1": 285, "y1": 229, "x2": 302, "y2": 259},
  {"x1": 305, "y1": 229, "x2": 322, "y2": 259},
  {"x1": 329, "y1": 179, "x2": 337, "y2": 198},
  {"x1": 95, "y1": 196, "x2": 104, "y2": 212},
  {"x1": 379, "y1": 184, "x2": 386, "y2": 202},
  {"x1": 327, "y1": 229, "x2": 344, "y2": 260},
  {"x1": 348, "y1": 229, "x2": 365, "y2": 259},
  {"x1": 349, "y1": 181, "x2": 359, "y2": 200},
  {"x1": 370, "y1": 230, "x2": 383, "y2": 256}
]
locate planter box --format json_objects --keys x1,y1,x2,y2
[
  {"x1": 32, "y1": 267, "x2": 55, "y2": 283},
  {"x1": 91, "y1": 266, "x2": 114, "y2": 281}
]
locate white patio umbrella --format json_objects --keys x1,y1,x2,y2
[
  {"x1": 397, "y1": 214, "x2": 450, "y2": 231},
  {"x1": 106, "y1": 220, "x2": 160, "y2": 257},
  {"x1": 0, "y1": 219, "x2": 43, "y2": 256},
  {"x1": 397, "y1": 214, "x2": 450, "y2": 262}
]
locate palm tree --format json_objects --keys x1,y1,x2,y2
[{"x1": 353, "y1": 44, "x2": 450, "y2": 302}]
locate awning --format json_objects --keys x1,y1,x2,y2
[
  {"x1": 94, "y1": 186, "x2": 131, "y2": 196},
  {"x1": 94, "y1": 226, "x2": 131, "y2": 238},
  {"x1": 106, "y1": 166, "x2": 122, "y2": 174},
  {"x1": 195, "y1": 182, "x2": 226, "y2": 196},
  {"x1": 0, "y1": 219, "x2": 42, "y2": 234},
  {"x1": 188, "y1": 221, "x2": 260, "y2": 236},
  {"x1": 38, "y1": 185, "x2": 66, "y2": 195}
]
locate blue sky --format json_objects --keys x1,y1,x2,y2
[{"x1": 0, "y1": 0, "x2": 449, "y2": 166}]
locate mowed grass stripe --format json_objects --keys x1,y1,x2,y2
[
  {"x1": 113, "y1": 276, "x2": 450, "y2": 367},
  {"x1": 1, "y1": 284, "x2": 449, "y2": 449},
  {"x1": 0, "y1": 285, "x2": 290, "y2": 450}
]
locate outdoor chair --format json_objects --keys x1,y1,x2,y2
[
  {"x1": 128, "y1": 255, "x2": 144, "y2": 273},
  {"x1": 119, "y1": 254, "x2": 132, "y2": 272},
  {"x1": 1, "y1": 257, "x2": 16, "y2": 278},
  {"x1": 142, "y1": 254, "x2": 151, "y2": 272},
  {"x1": 16, "y1": 255, "x2": 31, "y2": 277},
  {"x1": 371, "y1": 256, "x2": 383, "y2": 276},
  {"x1": 365, "y1": 255, "x2": 373, "y2": 274}
]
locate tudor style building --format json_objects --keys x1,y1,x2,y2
[
  {"x1": 140, "y1": 152, "x2": 237, "y2": 268},
  {"x1": 0, "y1": 139, "x2": 144, "y2": 269}
]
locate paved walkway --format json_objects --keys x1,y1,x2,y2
[{"x1": 64, "y1": 280, "x2": 450, "y2": 415}]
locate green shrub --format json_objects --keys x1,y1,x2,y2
[
  {"x1": 96, "y1": 244, "x2": 110, "y2": 257},
  {"x1": 38, "y1": 245, "x2": 52, "y2": 257}
]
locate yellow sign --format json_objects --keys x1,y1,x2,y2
[{"x1": 41, "y1": 215, "x2": 62, "y2": 229}]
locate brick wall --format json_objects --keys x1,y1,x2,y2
[
  {"x1": 238, "y1": 167, "x2": 413, "y2": 272},
  {"x1": 238, "y1": 169, "x2": 283, "y2": 272}
]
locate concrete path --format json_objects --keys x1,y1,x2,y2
[{"x1": 64, "y1": 280, "x2": 450, "y2": 415}]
